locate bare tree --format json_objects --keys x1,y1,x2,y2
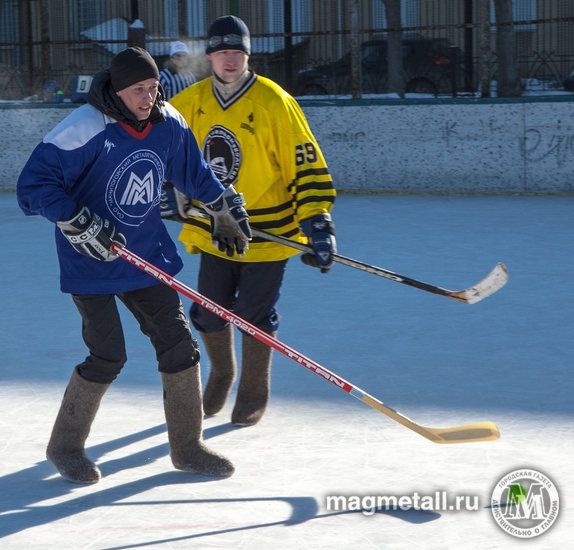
[
  {"x1": 493, "y1": 0, "x2": 522, "y2": 97},
  {"x1": 382, "y1": 0, "x2": 405, "y2": 97}
]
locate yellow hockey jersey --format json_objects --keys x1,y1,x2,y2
[{"x1": 169, "y1": 71, "x2": 336, "y2": 262}]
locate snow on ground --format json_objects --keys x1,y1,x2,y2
[{"x1": 1, "y1": 191, "x2": 572, "y2": 549}]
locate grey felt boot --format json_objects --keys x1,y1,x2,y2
[
  {"x1": 201, "y1": 325, "x2": 237, "y2": 416},
  {"x1": 46, "y1": 368, "x2": 110, "y2": 484},
  {"x1": 231, "y1": 334, "x2": 275, "y2": 427},
  {"x1": 162, "y1": 366, "x2": 235, "y2": 477}
]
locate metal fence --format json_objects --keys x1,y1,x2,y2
[{"x1": 1, "y1": 0, "x2": 574, "y2": 102}]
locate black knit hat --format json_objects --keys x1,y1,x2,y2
[
  {"x1": 206, "y1": 15, "x2": 251, "y2": 55},
  {"x1": 110, "y1": 47, "x2": 159, "y2": 92}
]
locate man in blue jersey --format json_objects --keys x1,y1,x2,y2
[{"x1": 17, "y1": 47, "x2": 251, "y2": 484}]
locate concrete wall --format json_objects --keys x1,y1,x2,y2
[
  {"x1": 0, "y1": 104, "x2": 77, "y2": 192},
  {"x1": 306, "y1": 96, "x2": 574, "y2": 194},
  {"x1": 2, "y1": 97, "x2": 573, "y2": 194}
]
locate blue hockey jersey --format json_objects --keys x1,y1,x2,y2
[{"x1": 17, "y1": 100, "x2": 224, "y2": 294}]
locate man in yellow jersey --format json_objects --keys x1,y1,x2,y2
[{"x1": 169, "y1": 15, "x2": 336, "y2": 427}]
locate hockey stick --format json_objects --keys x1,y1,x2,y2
[
  {"x1": 180, "y1": 206, "x2": 508, "y2": 305},
  {"x1": 113, "y1": 244, "x2": 500, "y2": 444}
]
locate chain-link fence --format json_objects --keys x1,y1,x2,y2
[{"x1": 1, "y1": 0, "x2": 573, "y2": 102}]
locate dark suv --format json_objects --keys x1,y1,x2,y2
[{"x1": 294, "y1": 37, "x2": 463, "y2": 97}]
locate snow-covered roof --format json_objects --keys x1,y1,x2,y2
[
  {"x1": 80, "y1": 18, "x2": 306, "y2": 57},
  {"x1": 80, "y1": 18, "x2": 201, "y2": 57}
]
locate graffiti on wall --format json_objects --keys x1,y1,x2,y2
[
  {"x1": 523, "y1": 128, "x2": 574, "y2": 167},
  {"x1": 328, "y1": 131, "x2": 366, "y2": 146}
]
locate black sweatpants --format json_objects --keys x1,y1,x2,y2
[
  {"x1": 190, "y1": 252, "x2": 288, "y2": 335},
  {"x1": 72, "y1": 283, "x2": 199, "y2": 384}
]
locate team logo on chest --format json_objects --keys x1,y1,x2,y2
[
  {"x1": 203, "y1": 125, "x2": 241, "y2": 186},
  {"x1": 106, "y1": 149, "x2": 164, "y2": 226}
]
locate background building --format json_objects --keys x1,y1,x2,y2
[{"x1": 1, "y1": 0, "x2": 573, "y2": 100}]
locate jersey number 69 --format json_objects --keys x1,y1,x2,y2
[{"x1": 295, "y1": 142, "x2": 317, "y2": 166}]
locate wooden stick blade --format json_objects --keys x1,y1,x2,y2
[
  {"x1": 450, "y1": 263, "x2": 509, "y2": 304},
  {"x1": 425, "y1": 422, "x2": 501, "y2": 444},
  {"x1": 362, "y1": 395, "x2": 500, "y2": 444}
]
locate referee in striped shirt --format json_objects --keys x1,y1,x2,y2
[
  {"x1": 159, "y1": 41, "x2": 198, "y2": 100},
  {"x1": 160, "y1": 41, "x2": 199, "y2": 217}
]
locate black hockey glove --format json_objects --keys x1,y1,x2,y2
[
  {"x1": 57, "y1": 205, "x2": 126, "y2": 262},
  {"x1": 202, "y1": 185, "x2": 252, "y2": 258},
  {"x1": 159, "y1": 181, "x2": 190, "y2": 222},
  {"x1": 300, "y1": 213, "x2": 337, "y2": 273}
]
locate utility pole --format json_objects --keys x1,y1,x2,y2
[
  {"x1": 128, "y1": 0, "x2": 145, "y2": 49},
  {"x1": 464, "y1": 0, "x2": 474, "y2": 92},
  {"x1": 479, "y1": 0, "x2": 491, "y2": 98},
  {"x1": 178, "y1": 0, "x2": 186, "y2": 36},
  {"x1": 350, "y1": 0, "x2": 361, "y2": 99},
  {"x1": 284, "y1": 0, "x2": 293, "y2": 93},
  {"x1": 131, "y1": 0, "x2": 139, "y2": 22},
  {"x1": 39, "y1": 0, "x2": 50, "y2": 87}
]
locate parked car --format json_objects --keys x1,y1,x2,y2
[
  {"x1": 563, "y1": 70, "x2": 574, "y2": 91},
  {"x1": 294, "y1": 37, "x2": 463, "y2": 97}
]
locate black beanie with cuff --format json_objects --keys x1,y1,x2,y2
[{"x1": 110, "y1": 47, "x2": 159, "y2": 92}]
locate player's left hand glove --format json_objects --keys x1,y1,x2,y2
[
  {"x1": 202, "y1": 185, "x2": 252, "y2": 258},
  {"x1": 300, "y1": 213, "x2": 337, "y2": 273}
]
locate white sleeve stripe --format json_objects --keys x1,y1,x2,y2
[{"x1": 43, "y1": 105, "x2": 112, "y2": 151}]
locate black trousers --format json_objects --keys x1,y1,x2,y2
[
  {"x1": 190, "y1": 252, "x2": 288, "y2": 335},
  {"x1": 72, "y1": 283, "x2": 199, "y2": 384}
]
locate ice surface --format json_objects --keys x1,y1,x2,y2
[{"x1": 1, "y1": 192, "x2": 572, "y2": 549}]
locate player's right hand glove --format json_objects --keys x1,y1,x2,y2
[
  {"x1": 160, "y1": 181, "x2": 191, "y2": 222},
  {"x1": 202, "y1": 185, "x2": 252, "y2": 258},
  {"x1": 57, "y1": 205, "x2": 126, "y2": 262},
  {"x1": 300, "y1": 213, "x2": 337, "y2": 273}
]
